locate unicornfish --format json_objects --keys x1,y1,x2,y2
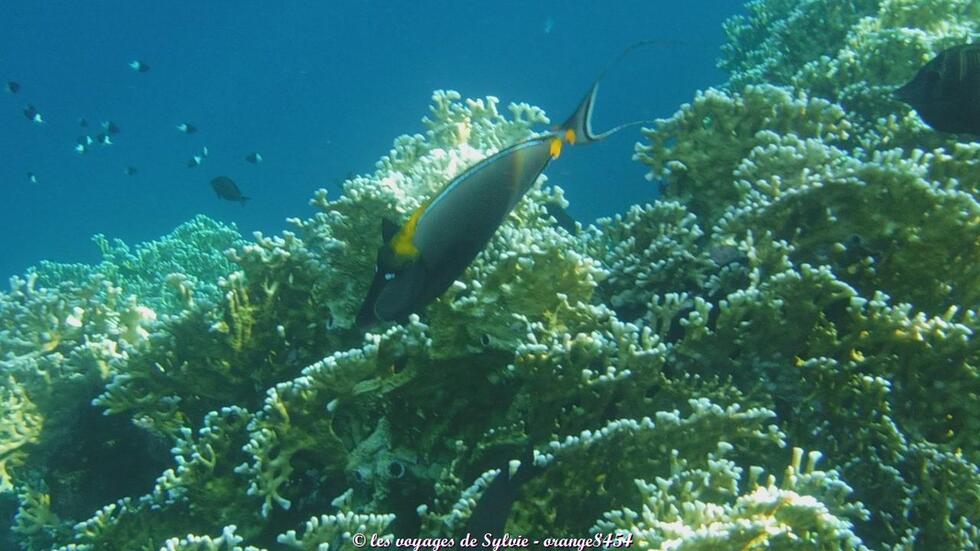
[{"x1": 357, "y1": 46, "x2": 649, "y2": 326}]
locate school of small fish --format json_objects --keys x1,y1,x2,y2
[{"x1": 6, "y1": 60, "x2": 259, "y2": 201}]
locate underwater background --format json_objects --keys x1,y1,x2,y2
[
  {"x1": 0, "y1": 0, "x2": 730, "y2": 279},
  {"x1": 1, "y1": 0, "x2": 979, "y2": 550}
]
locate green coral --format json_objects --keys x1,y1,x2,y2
[
  {"x1": 594, "y1": 446, "x2": 868, "y2": 550},
  {"x1": 0, "y1": 1, "x2": 978, "y2": 547}
]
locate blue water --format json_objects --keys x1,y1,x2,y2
[{"x1": 0, "y1": 1, "x2": 736, "y2": 280}]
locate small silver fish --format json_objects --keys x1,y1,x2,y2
[
  {"x1": 129, "y1": 60, "x2": 150, "y2": 72},
  {"x1": 6, "y1": 81, "x2": 19, "y2": 94},
  {"x1": 176, "y1": 122, "x2": 197, "y2": 134},
  {"x1": 187, "y1": 146, "x2": 209, "y2": 167},
  {"x1": 102, "y1": 121, "x2": 120, "y2": 135},
  {"x1": 27, "y1": 172, "x2": 38, "y2": 184},
  {"x1": 245, "y1": 152, "x2": 263, "y2": 164}
]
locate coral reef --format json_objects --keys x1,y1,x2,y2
[{"x1": 0, "y1": 0, "x2": 978, "y2": 548}]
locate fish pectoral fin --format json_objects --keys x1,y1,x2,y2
[{"x1": 374, "y1": 261, "x2": 428, "y2": 322}]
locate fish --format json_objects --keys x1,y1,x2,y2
[
  {"x1": 542, "y1": 202, "x2": 578, "y2": 234},
  {"x1": 457, "y1": 446, "x2": 544, "y2": 546},
  {"x1": 187, "y1": 146, "x2": 209, "y2": 167},
  {"x1": 894, "y1": 43, "x2": 980, "y2": 135},
  {"x1": 356, "y1": 44, "x2": 651, "y2": 326},
  {"x1": 124, "y1": 166, "x2": 138, "y2": 176},
  {"x1": 245, "y1": 152, "x2": 263, "y2": 164},
  {"x1": 75, "y1": 135, "x2": 94, "y2": 154},
  {"x1": 96, "y1": 133, "x2": 112, "y2": 146},
  {"x1": 23, "y1": 104, "x2": 43, "y2": 124},
  {"x1": 27, "y1": 172, "x2": 38, "y2": 184},
  {"x1": 129, "y1": 60, "x2": 150, "y2": 72},
  {"x1": 176, "y1": 122, "x2": 197, "y2": 134},
  {"x1": 5, "y1": 81, "x2": 19, "y2": 94},
  {"x1": 210, "y1": 176, "x2": 250, "y2": 205},
  {"x1": 78, "y1": 117, "x2": 88, "y2": 127},
  {"x1": 102, "y1": 121, "x2": 120, "y2": 135}
]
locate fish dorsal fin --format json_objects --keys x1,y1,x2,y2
[{"x1": 560, "y1": 40, "x2": 671, "y2": 145}]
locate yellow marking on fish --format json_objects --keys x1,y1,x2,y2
[
  {"x1": 549, "y1": 137, "x2": 563, "y2": 158},
  {"x1": 564, "y1": 128, "x2": 577, "y2": 145},
  {"x1": 391, "y1": 205, "x2": 425, "y2": 259}
]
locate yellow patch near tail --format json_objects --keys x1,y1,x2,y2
[
  {"x1": 564, "y1": 128, "x2": 577, "y2": 145},
  {"x1": 549, "y1": 137, "x2": 563, "y2": 159}
]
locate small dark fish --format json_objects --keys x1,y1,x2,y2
[
  {"x1": 124, "y1": 166, "x2": 138, "y2": 176},
  {"x1": 895, "y1": 43, "x2": 980, "y2": 135},
  {"x1": 457, "y1": 446, "x2": 543, "y2": 547},
  {"x1": 176, "y1": 122, "x2": 197, "y2": 134},
  {"x1": 542, "y1": 202, "x2": 578, "y2": 234},
  {"x1": 210, "y1": 176, "x2": 250, "y2": 205},
  {"x1": 129, "y1": 60, "x2": 150, "y2": 72},
  {"x1": 95, "y1": 133, "x2": 112, "y2": 146},
  {"x1": 27, "y1": 172, "x2": 38, "y2": 184},
  {"x1": 78, "y1": 117, "x2": 88, "y2": 127},
  {"x1": 102, "y1": 121, "x2": 120, "y2": 135},
  {"x1": 244, "y1": 152, "x2": 263, "y2": 164},
  {"x1": 6, "y1": 81, "x2": 19, "y2": 94},
  {"x1": 23, "y1": 104, "x2": 43, "y2": 124}
]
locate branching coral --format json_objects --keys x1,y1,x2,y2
[{"x1": 1, "y1": 1, "x2": 978, "y2": 544}]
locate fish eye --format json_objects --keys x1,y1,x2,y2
[
  {"x1": 480, "y1": 334, "x2": 492, "y2": 347},
  {"x1": 387, "y1": 461, "x2": 406, "y2": 479}
]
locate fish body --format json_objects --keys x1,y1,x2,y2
[
  {"x1": 245, "y1": 152, "x2": 263, "y2": 163},
  {"x1": 23, "y1": 104, "x2": 43, "y2": 124},
  {"x1": 542, "y1": 202, "x2": 578, "y2": 234},
  {"x1": 456, "y1": 446, "x2": 544, "y2": 547},
  {"x1": 210, "y1": 176, "x2": 250, "y2": 205},
  {"x1": 895, "y1": 43, "x2": 980, "y2": 135},
  {"x1": 357, "y1": 44, "x2": 649, "y2": 326},
  {"x1": 366, "y1": 138, "x2": 558, "y2": 324},
  {"x1": 102, "y1": 121, "x2": 120, "y2": 135},
  {"x1": 129, "y1": 60, "x2": 150, "y2": 72},
  {"x1": 5, "y1": 81, "x2": 19, "y2": 94},
  {"x1": 124, "y1": 166, "x2": 138, "y2": 176},
  {"x1": 27, "y1": 172, "x2": 37, "y2": 184},
  {"x1": 177, "y1": 122, "x2": 197, "y2": 134},
  {"x1": 187, "y1": 146, "x2": 209, "y2": 167}
]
